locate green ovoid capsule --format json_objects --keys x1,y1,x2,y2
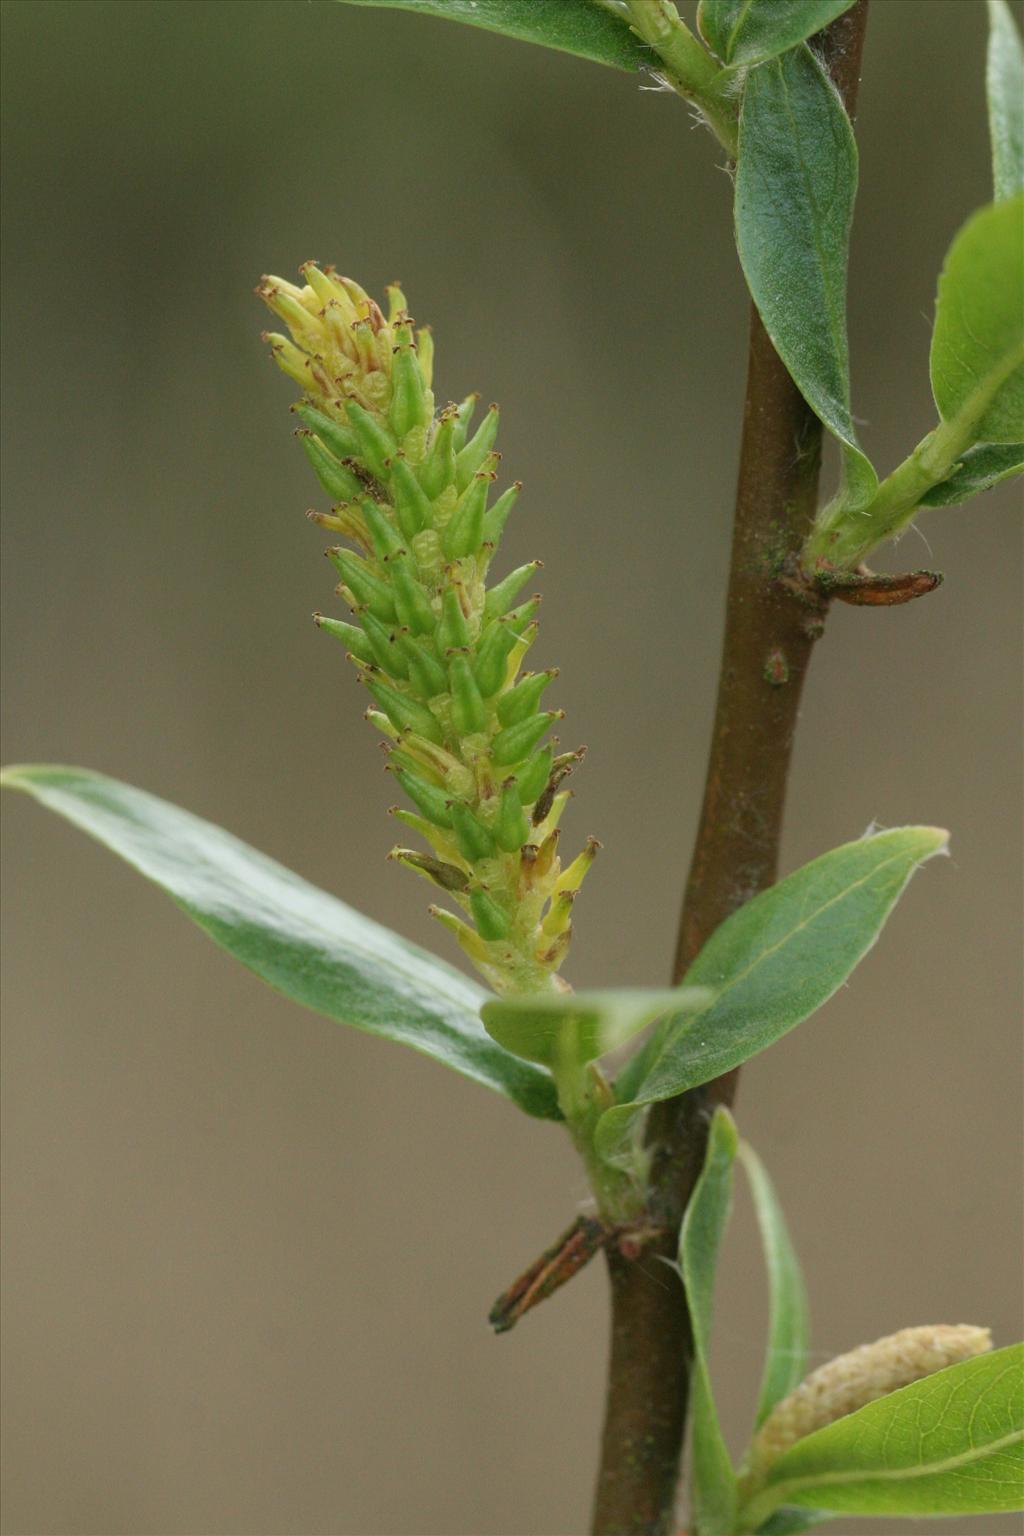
[
  {"x1": 496, "y1": 669, "x2": 558, "y2": 728},
  {"x1": 299, "y1": 432, "x2": 363, "y2": 502},
  {"x1": 329, "y1": 548, "x2": 397, "y2": 622},
  {"x1": 492, "y1": 711, "x2": 561, "y2": 767},
  {"x1": 294, "y1": 403, "x2": 360, "y2": 462},
  {"x1": 469, "y1": 888, "x2": 509, "y2": 942},
  {"x1": 482, "y1": 482, "x2": 520, "y2": 546},
  {"x1": 359, "y1": 610, "x2": 409, "y2": 678},
  {"x1": 389, "y1": 455, "x2": 434, "y2": 541},
  {"x1": 442, "y1": 472, "x2": 492, "y2": 560},
  {"x1": 451, "y1": 801, "x2": 497, "y2": 862},
  {"x1": 419, "y1": 412, "x2": 457, "y2": 499},
  {"x1": 455, "y1": 404, "x2": 499, "y2": 491},
  {"x1": 389, "y1": 335, "x2": 430, "y2": 440},
  {"x1": 360, "y1": 497, "x2": 405, "y2": 559},
  {"x1": 451, "y1": 393, "x2": 479, "y2": 453},
  {"x1": 484, "y1": 563, "x2": 542, "y2": 622},
  {"x1": 394, "y1": 767, "x2": 453, "y2": 827},
  {"x1": 398, "y1": 633, "x2": 447, "y2": 698},
  {"x1": 448, "y1": 654, "x2": 487, "y2": 735},
  {"x1": 436, "y1": 588, "x2": 471, "y2": 653},
  {"x1": 389, "y1": 557, "x2": 436, "y2": 635},
  {"x1": 495, "y1": 781, "x2": 530, "y2": 853},
  {"x1": 344, "y1": 399, "x2": 396, "y2": 480},
  {"x1": 366, "y1": 679, "x2": 443, "y2": 744},
  {"x1": 312, "y1": 613, "x2": 376, "y2": 665},
  {"x1": 514, "y1": 745, "x2": 554, "y2": 806},
  {"x1": 473, "y1": 618, "x2": 519, "y2": 698}
]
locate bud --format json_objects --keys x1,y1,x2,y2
[
  {"x1": 344, "y1": 400, "x2": 395, "y2": 480},
  {"x1": 744, "y1": 1324, "x2": 993, "y2": 1484},
  {"x1": 495, "y1": 781, "x2": 530, "y2": 853},
  {"x1": 294, "y1": 403, "x2": 360, "y2": 461},
  {"x1": 365, "y1": 679, "x2": 443, "y2": 745},
  {"x1": 485, "y1": 563, "x2": 543, "y2": 623},
  {"x1": 514, "y1": 746, "x2": 554, "y2": 808},
  {"x1": 451, "y1": 392, "x2": 479, "y2": 453},
  {"x1": 389, "y1": 557, "x2": 436, "y2": 635},
  {"x1": 393, "y1": 768, "x2": 453, "y2": 828},
  {"x1": 482, "y1": 481, "x2": 521, "y2": 546},
  {"x1": 419, "y1": 411, "x2": 457, "y2": 499},
  {"x1": 436, "y1": 587, "x2": 471, "y2": 654},
  {"x1": 474, "y1": 617, "x2": 520, "y2": 698},
  {"x1": 389, "y1": 847, "x2": 468, "y2": 892}
]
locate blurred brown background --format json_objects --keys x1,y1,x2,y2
[{"x1": 2, "y1": 2, "x2": 1021, "y2": 1533}]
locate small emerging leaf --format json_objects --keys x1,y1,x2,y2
[
  {"x1": 699, "y1": 0, "x2": 854, "y2": 69},
  {"x1": 481, "y1": 986, "x2": 711, "y2": 1073},
  {"x1": 739, "y1": 1140, "x2": 809, "y2": 1429},
  {"x1": 597, "y1": 827, "x2": 948, "y2": 1164},
  {"x1": 987, "y1": 0, "x2": 1024, "y2": 201},
  {"x1": 735, "y1": 44, "x2": 876, "y2": 509},
  {"x1": 738, "y1": 1344, "x2": 1024, "y2": 1527},
  {"x1": 930, "y1": 196, "x2": 1024, "y2": 445},
  {"x1": 681, "y1": 1106, "x2": 740, "y2": 1536},
  {"x1": 918, "y1": 440, "x2": 1024, "y2": 507},
  {"x1": 334, "y1": 0, "x2": 649, "y2": 72},
  {"x1": 2, "y1": 765, "x2": 560, "y2": 1119}
]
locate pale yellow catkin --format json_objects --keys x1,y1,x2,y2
[{"x1": 745, "y1": 1323, "x2": 992, "y2": 1480}]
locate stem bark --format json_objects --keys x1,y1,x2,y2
[{"x1": 591, "y1": 8, "x2": 870, "y2": 1532}]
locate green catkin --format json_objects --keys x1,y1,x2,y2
[{"x1": 260, "y1": 264, "x2": 598, "y2": 993}]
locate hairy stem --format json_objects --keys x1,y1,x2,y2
[{"x1": 591, "y1": 7, "x2": 870, "y2": 1533}]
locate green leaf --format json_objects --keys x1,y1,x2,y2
[
  {"x1": 739, "y1": 1344, "x2": 1024, "y2": 1526},
  {"x1": 931, "y1": 197, "x2": 1024, "y2": 445},
  {"x1": 2, "y1": 764, "x2": 560, "y2": 1120},
  {"x1": 698, "y1": 0, "x2": 854, "y2": 69},
  {"x1": 739, "y1": 1140, "x2": 809, "y2": 1429},
  {"x1": 480, "y1": 986, "x2": 711, "y2": 1072},
  {"x1": 735, "y1": 44, "x2": 876, "y2": 510},
  {"x1": 988, "y1": 0, "x2": 1024, "y2": 200},
  {"x1": 680, "y1": 1105, "x2": 740, "y2": 1536},
  {"x1": 755, "y1": 1509, "x2": 834, "y2": 1536},
  {"x1": 596, "y1": 827, "x2": 947, "y2": 1165},
  {"x1": 918, "y1": 440, "x2": 1024, "y2": 507},
  {"x1": 334, "y1": 0, "x2": 649, "y2": 72}
]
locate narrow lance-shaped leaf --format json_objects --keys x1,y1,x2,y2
[
  {"x1": 930, "y1": 196, "x2": 1024, "y2": 445},
  {"x1": 1, "y1": 765, "x2": 560, "y2": 1120},
  {"x1": 596, "y1": 827, "x2": 948, "y2": 1165},
  {"x1": 918, "y1": 440, "x2": 1024, "y2": 507},
  {"x1": 698, "y1": 0, "x2": 854, "y2": 69},
  {"x1": 987, "y1": 0, "x2": 1024, "y2": 200},
  {"x1": 680, "y1": 1106, "x2": 740, "y2": 1536},
  {"x1": 735, "y1": 44, "x2": 876, "y2": 510},
  {"x1": 739, "y1": 1140, "x2": 809, "y2": 1429},
  {"x1": 334, "y1": 0, "x2": 649, "y2": 72},
  {"x1": 736, "y1": 1344, "x2": 1024, "y2": 1528}
]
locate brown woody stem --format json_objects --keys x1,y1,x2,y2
[{"x1": 591, "y1": 7, "x2": 870, "y2": 1533}]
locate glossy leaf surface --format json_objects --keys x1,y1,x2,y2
[
  {"x1": 987, "y1": 0, "x2": 1024, "y2": 200},
  {"x1": 335, "y1": 0, "x2": 648, "y2": 71},
  {"x1": 596, "y1": 828, "x2": 947, "y2": 1163},
  {"x1": 741, "y1": 1344, "x2": 1024, "y2": 1524},
  {"x1": 681, "y1": 1106, "x2": 739, "y2": 1536},
  {"x1": 930, "y1": 196, "x2": 1024, "y2": 444},
  {"x1": 740, "y1": 1140, "x2": 809, "y2": 1428},
  {"x1": 699, "y1": 0, "x2": 853, "y2": 68},
  {"x1": 735, "y1": 44, "x2": 875, "y2": 508},
  {"x1": 2, "y1": 765, "x2": 560, "y2": 1119},
  {"x1": 919, "y1": 440, "x2": 1024, "y2": 506}
]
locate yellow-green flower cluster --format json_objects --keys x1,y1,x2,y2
[{"x1": 258, "y1": 263, "x2": 597, "y2": 995}]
